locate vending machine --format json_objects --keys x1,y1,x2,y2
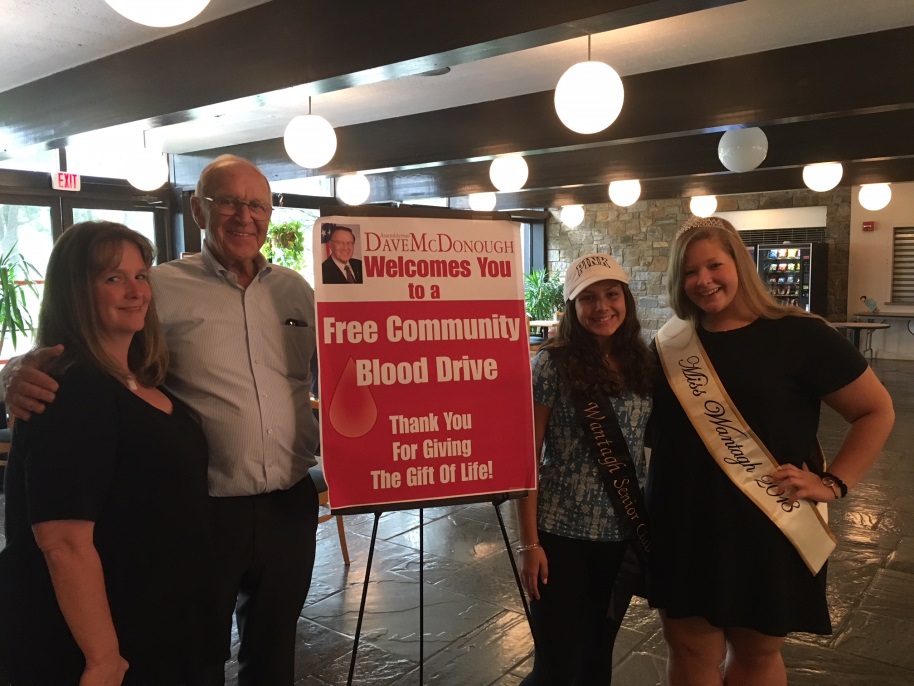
[{"x1": 756, "y1": 242, "x2": 828, "y2": 316}]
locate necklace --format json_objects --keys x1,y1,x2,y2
[{"x1": 125, "y1": 374, "x2": 138, "y2": 391}]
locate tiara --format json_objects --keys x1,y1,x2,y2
[{"x1": 675, "y1": 216, "x2": 728, "y2": 239}]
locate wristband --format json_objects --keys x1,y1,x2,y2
[
  {"x1": 515, "y1": 542, "x2": 541, "y2": 554},
  {"x1": 821, "y1": 472, "x2": 848, "y2": 499}
]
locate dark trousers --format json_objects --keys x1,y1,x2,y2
[
  {"x1": 193, "y1": 475, "x2": 319, "y2": 686},
  {"x1": 521, "y1": 531, "x2": 633, "y2": 686}
]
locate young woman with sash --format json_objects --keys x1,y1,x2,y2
[
  {"x1": 516, "y1": 254, "x2": 654, "y2": 685},
  {"x1": 646, "y1": 217, "x2": 894, "y2": 686}
]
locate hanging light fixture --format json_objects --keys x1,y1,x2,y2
[
  {"x1": 718, "y1": 128, "x2": 768, "y2": 173},
  {"x1": 802, "y1": 162, "x2": 843, "y2": 192},
  {"x1": 608, "y1": 179, "x2": 641, "y2": 207},
  {"x1": 127, "y1": 150, "x2": 169, "y2": 191},
  {"x1": 559, "y1": 205, "x2": 585, "y2": 228},
  {"x1": 104, "y1": 0, "x2": 210, "y2": 27},
  {"x1": 554, "y1": 35, "x2": 624, "y2": 135},
  {"x1": 690, "y1": 195, "x2": 718, "y2": 218},
  {"x1": 336, "y1": 173, "x2": 371, "y2": 205},
  {"x1": 284, "y1": 97, "x2": 337, "y2": 169},
  {"x1": 858, "y1": 183, "x2": 892, "y2": 211},
  {"x1": 489, "y1": 155, "x2": 528, "y2": 192},
  {"x1": 468, "y1": 192, "x2": 497, "y2": 212}
]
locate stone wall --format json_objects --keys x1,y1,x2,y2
[{"x1": 546, "y1": 188, "x2": 852, "y2": 338}]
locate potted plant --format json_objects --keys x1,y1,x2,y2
[
  {"x1": 0, "y1": 244, "x2": 40, "y2": 354},
  {"x1": 524, "y1": 268, "x2": 565, "y2": 344},
  {"x1": 262, "y1": 220, "x2": 308, "y2": 273}
]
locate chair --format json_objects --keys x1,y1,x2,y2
[
  {"x1": 310, "y1": 397, "x2": 351, "y2": 565},
  {"x1": 309, "y1": 466, "x2": 350, "y2": 565}
]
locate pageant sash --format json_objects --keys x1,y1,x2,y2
[
  {"x1": 655, "y1": 317, "x2": 835, "y2": 575},
  {"x1": 548, "y1": 349, "x2": 651, "y2": 559}
]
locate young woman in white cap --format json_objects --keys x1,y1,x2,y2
[
  {"x1": 647, "y1": 216, "x2": 894, "y2": 685},
  {"x1": 516, "y1": 253, "x2": 654, "y2": 685}
]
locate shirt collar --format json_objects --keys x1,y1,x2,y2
[{"x1": 201, "y1": 240, "x2": 272, "y2": 282}]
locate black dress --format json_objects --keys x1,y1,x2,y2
[
  {"x1": 0, "y1": 363, "x2": 211, "y2": 686},
  {"x1": 646, "y1": 317, "x2": 867, "y2": 636}
]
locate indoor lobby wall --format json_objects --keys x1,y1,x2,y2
[
  {"x1": 848, "y1": 181, "x2": 914, "y2": 360},
  {"x1": 546, "y1": 188, "x2": 852, "y2": 338}
]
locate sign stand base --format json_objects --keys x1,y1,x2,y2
[{"x1": 345, "y1": 496, "x2": 531, "y2": 685}]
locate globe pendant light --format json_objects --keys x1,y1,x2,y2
[
  {"x1": 489, "y1": 155, "x2": 528, "y2": 192},
  {"x1": 468, "y1": 192, "x2": 497, "y2": 212},
  {"x1": 690, "y1": 195, "x2": 718, "y2": 218},
  {"x1": 127, "y1": 149, "x2": 169, "y2": 191},
  {"x1": 802, "y1": 162, "x2": 843, "y2": 192},
  {"x1": 559, "y1": 205, "x2": 585, "y2": 228},
  {"x1": 858, "y1": 183, "x2": 892, "y2": 211},
  {"x1": 554, "y1": 35, "x2": 624, "y2": 135},
  {"x1": 336, "y1": 173, "x2": 371, "y2": 205},
  {"x1": 284, "y1": 98, "x2": 337, "y2": 169},
  {"x1": 718, "y1": 128, "x2": 768, "y2": 173},
  {"x1": 105, "y1": 0, "x2": 210, "y2": 27},
  {"x1": 608, "y1": 179, "x2": 641, "y2": 207}
]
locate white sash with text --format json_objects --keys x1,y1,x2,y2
[{"x1": 656, "y1": 317, "x2": 835, "y2": 575}]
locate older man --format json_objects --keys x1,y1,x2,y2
[{"x1": 4, "y1": 155, "x2": 319, "y2": 686}]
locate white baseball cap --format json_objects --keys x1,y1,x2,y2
[{"x1": 564, "y1": 253, "x2": 630, "y2": 301}]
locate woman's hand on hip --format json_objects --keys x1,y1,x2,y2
[{"x1": 769, "y1": 463, "x2": 835, "y2": 505}]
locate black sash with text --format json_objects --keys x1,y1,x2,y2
[{"x1": 549, "y1": 349, "x2": 651, "y2": 559}]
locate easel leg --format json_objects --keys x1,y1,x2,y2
[
  {"x1": 347, "y1": 511, "x2": 381, "y2": 686},
  {"x1": 419, "y1": 507, "x2": 425, "y2": 684},
  {"x1": 493, "y1": 500, "x2": 532, "y2": 627}
]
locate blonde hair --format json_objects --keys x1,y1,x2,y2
[
  {"x1": 37, "y1": 221, "x2": 169, "y2": 386},
  {"x1": 667, "y1": 217, "x2": 814, "y2": 324}
]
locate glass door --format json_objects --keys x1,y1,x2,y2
[
  {"x1": 69, "y1": 205, "x2": 162, "y2": 262},
  {"x1": 0, "y1": 197, "x2": 58, "y2": 364}
]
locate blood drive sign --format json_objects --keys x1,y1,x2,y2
[{"x1": 314, "y1": 214, "x2": 536, "y2": 513}]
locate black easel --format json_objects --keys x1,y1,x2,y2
[{"x1": 346, "y1": 496, "x2": 531, "y2": 686}]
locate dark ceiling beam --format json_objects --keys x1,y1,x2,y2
[
  {"x1": 359, "y1": 109, "x2": 914, "y2": 202},
  {"x1": 0, "y1": 0, "x2": 739, "y2": 154},
  {"x1": 458, "y1": 157, "x2": 914, "y2": 211},
  {"x1": 175, "y1": 26, "x2": 914, "y2": 184}
]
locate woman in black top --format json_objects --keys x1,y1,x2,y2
[
  {"x1": 0, "y1": 222, "x2": 210, "y2": 686},
  {"x1": 646, "y1": 217, "x2": 894, "y2": 686}
]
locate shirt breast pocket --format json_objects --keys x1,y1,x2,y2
[{"x1": 279, "y1": 323, "x2": 313, "y2": 382}]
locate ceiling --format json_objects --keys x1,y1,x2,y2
[{"x1": 2, "y1": 0, "x2": 913, "y2": 210}]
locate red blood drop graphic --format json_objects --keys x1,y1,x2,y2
[{"x1": 328, "y1": 357, "x2": 378, "y2": 437}]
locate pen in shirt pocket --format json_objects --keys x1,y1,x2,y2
[{"x1": 284, "y1": 318, "x2": 307, "y2": 327}]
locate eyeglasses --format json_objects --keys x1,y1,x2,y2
[{"x1": 203, "y1": 195, "x2": 272, "y2": 220}]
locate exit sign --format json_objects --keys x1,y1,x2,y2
[{"x1": 51, "y1": 172, "x2": 81, "y2": 191}]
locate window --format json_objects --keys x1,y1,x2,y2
[
  {"x1": 0, "y1": 202, "x2": 54, "y2": 363},
  {"x1": 72, "y1": 207, "x2": 158, "y2": 259},
  {"x1": 891, "y1": 227, "x2": 914, "y2": 304},
  {"x1": 262, "y1": 207, "x2": 320, "y2": 286}
]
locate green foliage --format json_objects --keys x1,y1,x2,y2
[
  {"x1": 524, "y1": 268, "x2": 565, "y2": 321},
  {"x1": 0, "y1": 244, "x2": 40, "y2": 350},
  {"x1": 262, "y1": 220, "x2": 307, "y2": 272}
]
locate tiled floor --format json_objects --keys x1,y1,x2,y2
[{"x1": 2, "y1": 360, "x2": 913, "y2": 685}]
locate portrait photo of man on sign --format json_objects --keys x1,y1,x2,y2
[{"x1": 321, "y1": 223, "x2": 363, "y2": 284}]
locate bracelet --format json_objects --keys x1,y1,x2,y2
[
  {"x1": 515, "y1": 542, "x2": 541, "y2": 554},
  {"x1": 821, "y1": 472, "x2": 848, "y2": 499}
]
